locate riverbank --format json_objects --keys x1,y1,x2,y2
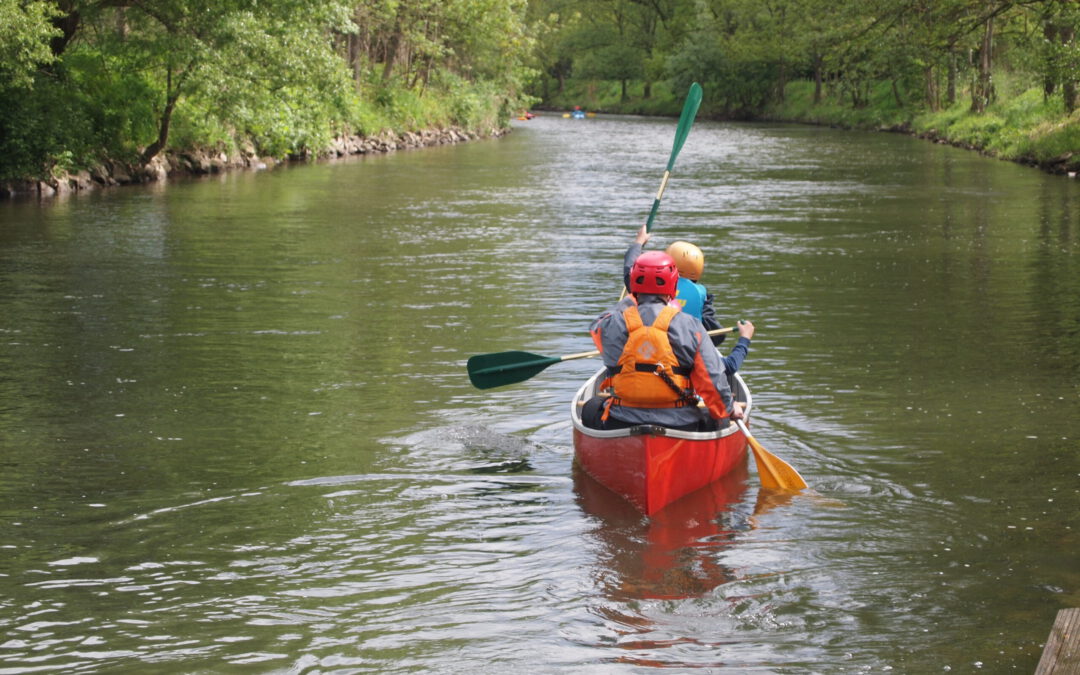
[
  {"x1": 765, "y1": 81, "x2": 1080, "y2": 177},
  {"x1": 538, "y1": 79, "x2": 1080, "y2": 177},
  {"x1": 0, "y1": 125, "x2": 508, "y2": 200}
]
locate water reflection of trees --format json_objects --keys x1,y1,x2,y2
[{"x1": 1034, "y1": 178, "x2": 1080, "y2": 378}]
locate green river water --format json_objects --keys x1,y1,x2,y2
[{"x1": 1, "y1": 115, "x2": 1078, "y2": 673}]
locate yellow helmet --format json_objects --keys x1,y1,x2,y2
[{"x1": 665, "y1": 241, "x2": 704, "y2": 281}]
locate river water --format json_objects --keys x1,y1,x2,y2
[{"x1": 1, "y1": 115, "x2": 1078, "y2": 673}]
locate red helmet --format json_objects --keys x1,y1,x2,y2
[{"x1": 629, "y1": 251, "x2": 680, "y2": 295}]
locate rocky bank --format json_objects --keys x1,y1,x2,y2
[{"x1": 1, "y1": 126, "x2": 509, "y2": 200}]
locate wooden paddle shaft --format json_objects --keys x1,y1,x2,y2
[
  {"x1": 655, "y1": 170, "x2": 671, "y2": 200},
  {"x1": 561, "y1": 350, "x2": 600, "y2": 361}
]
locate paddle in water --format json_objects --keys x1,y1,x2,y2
[{"x1": 736, "y1": 419, "x2": 808, "y2": 491}]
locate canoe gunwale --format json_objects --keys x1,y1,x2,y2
[
  {"x1": 569, "y1": 367, "x2": 752, "y2": 441},
  {"x1": 569, "y1": 359, "x2": 753, "y2": 514}
]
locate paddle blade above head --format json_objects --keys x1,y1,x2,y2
[
  {"x1": 645, "y1": 82, "x2": 704, "y2": 233},
  {"x1": 667, "y1": 82, "x2": 703, "y2": 172}
]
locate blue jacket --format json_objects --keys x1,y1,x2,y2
[{"x1": 674, "y1": 277, "x2": 708, "y2": 318}]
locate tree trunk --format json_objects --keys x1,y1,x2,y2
[
  {"x1": 143, "y1": 70, "x2": 179, "y2": 164},
  {"x1": 947, "y1": 48, "x2": 957, "y2": 105},
  {"x1": 382, "y1": 20, "x2": 402, "y2": 83},
  {"x1": 346, "y1": 32, "x2": 362, "y2": 86},
  {"x1": 115, "y1": 8, "x2": 129, "y2": 39},
  {"x1": 1044, "y1": 15, "x2": 1059, "y2": 99},
  {"x1": 49, "y1": 2, "x2": 81, "y2": 58},
  {"x1": 971, "y1": 16, "x2": 995, "y2": 113},
  {"x1": 1062, "y1": 25, "x2": 1078, "y2": 112},
  {"x1": 776, "y1": 59, "x2": 786, "y2": 103},
  {"x1": 924, "y1": 65, "x2": 939, "y2": 111},
  {"x1": 813, "y1": 53, "x2": 823, "y2": 104}
]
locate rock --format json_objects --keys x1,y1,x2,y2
[
  {"x1": 72, "y1": 170, "x2": 94, "y2": 190},
  {"x1": 143, "y1": 156, "x2": 170, "y2": 181},
  {"x1": 2, "y1": 181, "x2": 36, "y2": 197},
  {"x1": 89, "y1": 164, "x2": 114, "y2": 185},
  {"x1": 110, "y1": 161, "x2": 132, "y2": 183},
  {"x1": 4, "y1": 124, "x2": 511, "y2": 201}
]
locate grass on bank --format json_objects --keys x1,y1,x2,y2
[
  {"x1": 168, "y1": 72, "x2": 509, "y2": 163},
  {"x1": 534, "y1": 75, "x2": 1080, "y2": 172},
  {"x1": 765, "y1": 80, "x2": 913, "y2": 129},
  {"x1": 770, "y1": 78, "x2": 1080, "y2": 170},
  {"x1": 911, "y1": 88, "x2": 1080, "y2": 165}
]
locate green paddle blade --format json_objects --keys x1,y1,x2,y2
[
  {"x1": 467, "y1": 350, "x2": 561, "y2": 390},
  {"x1": 667, "y1": 82, "x2": 703, "y2": 171},
  {"x1": 646, "y1": 82, "x2": 703, "y2": 233}
]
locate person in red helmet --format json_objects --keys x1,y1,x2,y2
[{"x1": 582, "y1": 250, "x2": 743, "y2": 431}]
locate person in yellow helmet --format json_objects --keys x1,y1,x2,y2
[
  {"x1": 623, "y1": 224, "x2": 754, "y2": 371},
  {"x1": 665, "y1": 239, "x2": 710, "y2": 321}
]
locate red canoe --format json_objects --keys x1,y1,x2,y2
[{"x1": 570, "y1": 368, "x2": 751, "y2": 515}]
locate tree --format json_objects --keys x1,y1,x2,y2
[
  {"x1": 1040, "y1": 0, "x2": 1080, "y2": 112},
  {"x1": 0, "y1": 0, "x2": 59, "y2": 90},
  {"x1": 526, "y1": 0, "x2": 583, "y2": 97},
  {"x1": 37, "y1": 0, "x2": 358, "y2": 163}
]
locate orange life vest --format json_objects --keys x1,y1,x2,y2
[{"x1": 607, "y1": 304, "x2": 696, "y2": 410}]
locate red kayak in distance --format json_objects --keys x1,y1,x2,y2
[{"x1": 570, "y1": 368, "x2": 752, "y2": 516}]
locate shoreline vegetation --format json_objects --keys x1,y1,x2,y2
[
  {"x1": 528, "y1": 0, "x2": 1079, "y2": 178},
  {"x1": 4, "y1": 1, "x2": 1079, "y2": 201},
  {"x1": 538, "y1": 77, "x2": 1080, "y2": 178},
  {"x1": 1, "y1": 1, "x2": 533, "y2": 201}
]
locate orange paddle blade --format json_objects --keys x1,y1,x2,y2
[{"x1": 737, "y1": 420, "x2": 807, "y2": 491}]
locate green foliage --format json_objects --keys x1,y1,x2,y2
[
  {"x1": 4, "y1": 0, "x2": 1076, "y2": 182},
  {"x1": 913, "y1": 87, "x2": 1077, "y2": 163},
  {"x1": 0, "y1": 0, "x2": 59, "y2": 90},
  {"x1": 525, "y1": 0, "x2": 1079, "y2": 172},
  {"x1": 62, "y1": 50, "x2": 159, "y2": 155},
  {"x1": 769, "y1": 80, "x2": 910, "y2": 129},
  {"x1": 575, "y1": 44, "x2": 644, "y2": 82},
  {"x1": 540, "y1": 78, "x2": 680, "y2": 114},
  {"x1": 1023, "y1": 115, "x2": 1080, "y2": 164},
  {"x1": 668, "y1": 36, "x2": 777, "y2": 118},
  {"x1": 0, "y1": 76, "x2": 94, "y2": 181},
  {"x1": 0, "y1": 0, "x2": 536, "y2": 181}
]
